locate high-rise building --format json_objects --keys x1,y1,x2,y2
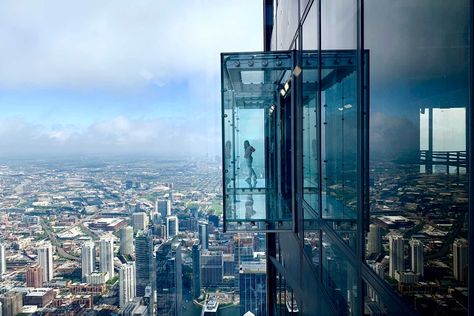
[
  {"x1": 135, "y1": 230, "x2": 154, "y2": 298},
  {"x1": 120, "y1": 298, "x2": 149, "y2": 316},
  {"x1": 191, "y1": 241, "x2": 201, "y2": 299},
  {"x1": 99, "y1": 238, "x2": 114, "y2": 278},
  {"x1": 200, "y1": 250, "x2": 223, "y2": 288},
  {"x1": 156, "y1": 239, "x2": 182, "y2": 316},
  {"x1": 409, "y1": 239, "x2": 424, "y2": 278},
  {"x1": 156, "y1": 200, "x2": 171, "y2": 220},
  {"x1": 166, "y1": 216, "x2": 179, "y2": 238},
  {"x1": 233, "y1": 234, "x2": 254, "y2": 288},
  {"x1": 453, "y1": 238, "x2": 468, "y2": 283},
  {"x1": 0, "y1": 291, "x2": 23, "y2": 316},
  {"x1": 239, "y1": 262, "x2": 266, "y2": 316},
  {"x1": 26, "y1": 264, "x2": 43, "y2": 288},
  {"x1": 389, "y1": 235, "x2": 404, "y2": 278},
  {"x1": 367, "y1": 224, "x2": 382, "y2": 256},
  {"x1": 208, "y1": 214, "x2": 219, "y2": 228},
  {"x1": 198, "y1": 221, "x2": 209, "y2": 250},
  {"x1": 37, "y1": 243, "x2": 54, "y2": 282},
  {"x1": 132, "y1": 212, "x2": 148, "y2": 232},
  {"x1": 81, "y1": 241, "x2": 95, "y2": 280},
  {"x1": 119, "y1": 262, "x2": 136, "y2": 307},
  {"x1": 0, "y1": 243, "x2": 6, "y2": 275},
  {"x1": 220, "y1": 0, "x2": 472, "y2": 314},
  {"x1": 120, "y1": 226, "x2": 134, "y2": 256}
]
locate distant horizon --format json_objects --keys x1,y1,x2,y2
[{"x1": 0, "y1": 0, "x2": 262, "y2": 158}]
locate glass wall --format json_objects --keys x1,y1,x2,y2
[
  {"x1": 364, "y1": 0, "x2": 470, "y2": 315},
  {"x1": 233, "y1": 0, "x2": 472, "y2": 314}
]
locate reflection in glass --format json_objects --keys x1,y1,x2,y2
[{"x1": 365, "y1": 0, "x2": 469, "y2": 314}]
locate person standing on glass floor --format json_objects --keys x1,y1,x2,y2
[{"x1": 244, "y1": 140, "x2": 257, "y2": 188}]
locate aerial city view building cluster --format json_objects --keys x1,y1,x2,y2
[{"x1": 0, "y1": 158, "x2": 267, "y2": 315}]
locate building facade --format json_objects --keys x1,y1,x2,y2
[
  {"x1": 37, "y1": 243, "x2": 54, "y2": 282},
  {"x1": 200, "y1": 250, "x2": 223, "y2": 288},
  {"x1": 81, "y1": 241, "x2": 95, "y2": 280},
  {"x1": 155, "y1": 239, "x2": 182, "y2": 316},
  {"x1": 26, "y1": 264, "x2": 44, "y2": 288},
  {"x1": 453, "y1": 238, "x2": 468, "y2": 283},
  {"x1": 409, "y1": 239, "x2": 424, "y2": 278},
  {"x1": 197, "y1": 221, "x2": 209, "y2": 250},
  {"x1": 135, "y1": 229, "x2": 154, "y2": 298},
  {"x1": 99, "y1": 238, "x2": 114, "y2": 279},
  {"x1": 166, "y1": 216, "x2": 178, "y2": 238},
  {"x1": 120, "y1": 226, "x2": 134, "y2": 256},
  {"x1": 221, "y1": 0, "x2": 473, "y2": 315},
  {"x1": 156, "y1": 200, "x2": 171, "y2": 221},
  {"x1": 132, "y1": 212, "x2": 148, "y2": 232},
  {"x1": 239, "y1": 262, "x2": 267, "y2": 316},
  {"x1": 0, "y1": 291, "x2": 23, "y2": 316},
  {"x1": 191, "y1": 241, "x2": 201, "y2": 299},
  {"x1": 119, "y1": 262, "x2": 136, "y2": 307},
  {"x1": 0, "y1": 243, "x2": 6, "y2": 275}
]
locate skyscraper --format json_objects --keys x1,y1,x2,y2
[
  {"x1": 135, "y1": 229, "x2": 153, "y2": 298},
  {"x1": 409, "y1": 239, "x2": 424, "y2": 278},
  {"x1": 81, "y1": 241, "x2": 95, "y2": 280},
  {"x1": 198, "y1": 221, "x2": 209, "y2": 250},
  {"x1": 156, "y1": 239, "x2": 182, "y2": 316},
  {"x1": 37, "y1": 243, "x2": 53, "y2": 282},
  {"x1": 389, "y1": 235, "x2": 404, "y2": 278},
  {"x1": 156, "y1": 200, "x2": 171, "y2": 220},
  {"x1": 120, "y1": 226, "x2": 134, "y2": 257},
  {"x1": 453, "y1": 238, "x2": 468, "y2": 283},
  {"x1": 200, "y1": 250, "x2": 223, "y2": 288},
  {"x1": 0, "y1": 243, "x2": 6, "y2": 275},
  {"x1": 99, "y1": 238, "x2": 114, "y2": 279},
  {"x1": 233, "y1": 234, "x2": 254, "y2": 288},
  {"x1": 220, "y1": 0, "x2": 472, "y2": 314},
  {"x1": 367, "y1": 224, "x2": 382, "y2": 256},
  {"x1": 26, "y1": 264, "x2": 43, "y2": 288},
  {"x1": 191, "y1": 241, "x2": 201, "y2": 299},
  {"x1": 0, "y1": 291, "x2": 23, "y2": 316},
  {"x1": 119, "y1": 262, "x2": 136, "y2": 307},
  {"x1": 239, "y1": 261, "x2": 266, "y2": 316},
  {"x1": 166, "y1": 216, "x2": 178, "y2": 238},
  {"x1": 132, "y1": 212, "x2": 148, "y2": 232}
]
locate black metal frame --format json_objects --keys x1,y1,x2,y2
[{"x1": 468, "y1": 0, "x2": 473, "y2": 312}]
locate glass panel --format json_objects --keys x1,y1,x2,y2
[
  {"x1": 304, "y1": 229, "x2": 321, "y2": 272},
  {"x1": 364, "y1": 1, "x2": 470, "y2": 315},
  {"x1": 321, "y1": 0, "x2": 360, "y2": 247},
  {"x1": 320, "y1": 52, "x2": 358, "y2": 223},
  {"x1": 364, "y1": 278, "x2": 389, "y2": 316},
  {"x1": 322, "y1": 232, "x2": 358, "y2": 315},
  {"x1": 302, "y1": 2, "x2": 319, "y2": 219},
  {"x1": 276, "y1": 0, "x2": 300, "y2": 50},
  {"x1": 222, "y1": 52, "x2": 294, "y2": 231}
]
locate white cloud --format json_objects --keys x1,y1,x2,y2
[
  {"x1": 0, "y1": 0, "x2": 262, "y2": 90},
  {"x1": 0, "y1": 116, "x2": 220, "y2": 157}
]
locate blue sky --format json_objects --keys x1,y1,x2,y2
[{"x1": 0, "y1": 1, "x2": 262, "y2": 158}]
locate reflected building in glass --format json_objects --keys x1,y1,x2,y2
[{"x1": 221, "y1": 0, "x2": 472, "y2": 315}]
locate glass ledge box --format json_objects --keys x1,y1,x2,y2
[{"x1": 221, "y1": 50, "x2": 369, "y2": 232}]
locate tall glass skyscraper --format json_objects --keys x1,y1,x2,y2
[
  {"x1": 135, "y1": 229, "x2": 154, "y2": 298},
  {"x1": 155, "y1": 239, "x2": 182, "y2": 316},
  {"x1": 221, "y1": 0, "x2": 472, "y2": 315}
]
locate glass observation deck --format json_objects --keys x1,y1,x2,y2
[{"x1": 222, "y1": 50, "x2": 367, "y2": 232}]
